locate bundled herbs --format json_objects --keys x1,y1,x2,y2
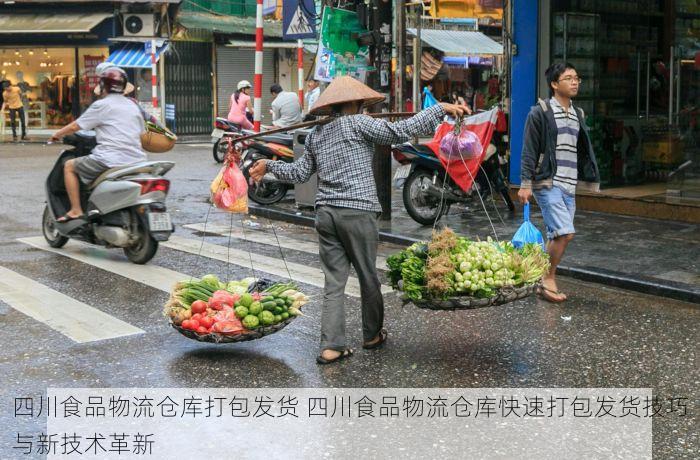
[{"x1": 387, "y1": 230, "x2": 550, "y2": 301}]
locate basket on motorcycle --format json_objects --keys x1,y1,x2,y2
[
  {"x1": 400, "y1": 282, "x2": 539, "y2": 311},
  {"x1": 141, "y1": 122, "x2": 177, "y2": 153}
]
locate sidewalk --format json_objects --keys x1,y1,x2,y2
[{"x1": 249, "y1": 190, "x2": 700, "y2": 304}]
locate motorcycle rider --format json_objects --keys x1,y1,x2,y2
[{"x1": 49, "y1": 68, "x2": 146, "y2": 222}]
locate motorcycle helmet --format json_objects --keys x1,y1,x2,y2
[
  {"x1": 237, "y1": 80, "x2": 252, "y2": 91},
  {"x1": 99, "y1": 67, "x2": 128, "y2": 94}
]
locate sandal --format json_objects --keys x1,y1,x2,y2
[
  {"x1": 56, "y1": 214, "x2": 85, "y2": 223},
  {"x1": 363, "y1": 328, "x2": 388, "y2": 350},
  {"x1": 537, "y1": 286, "x2": 566, "y2": 303},
  {"x1": 316, "y1": 348, "x2": 353, "y2": 365}
]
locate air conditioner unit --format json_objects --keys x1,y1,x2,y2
[{"x1": 122, "y1": 14, "x2": 155, "y2": 37}]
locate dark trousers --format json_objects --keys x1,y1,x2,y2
[
  {"x1": 315, "y1": 206, "x2": 384, "y2": 352},
  {"x1": 9, "y1": 107, "x2": 26, "y2": 138}
]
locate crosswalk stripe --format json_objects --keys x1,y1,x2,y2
[
  {"x1": 0, "y1": 265, "x2": 144, "y2": 343},
  {"x1": 162, "y1": 235, "x2": 393, "y2": 297},
  {"x1": 19, "y1": 237, "x2": 184, "y2": 293},
  {"x1": 184, "y1": 143, "x2": 214, "y2": 148},
  {"x1": 183, "y1": 222, "x2": 389, "y2": 271}
]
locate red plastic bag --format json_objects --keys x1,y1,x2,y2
[{"x1": 210, "y1": 162, "x2": 248, "y2": 213}]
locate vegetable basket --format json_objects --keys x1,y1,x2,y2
[
  {"x1": 401, "y1": 282, "x2": 540, "y2": 311},
  {"x1": 170, "y1": 317, "x2": 297, "y2": 343}
]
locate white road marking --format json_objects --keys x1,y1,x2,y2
[
  {"x1": 0, "y1": 265, "x2": 144, "y2": 343},
  {"x1": 184, "y1": 143, "x2": 214, "y2": 148},
  {"x1": 19, "y1": 237, "x2": 184, "y2": 293},
  {"x1": 162, "y1": 235, "x2": 392, "y2": 297},
  {"x1": 184, "y1": 222, "x2": 389, "y2": 270}
]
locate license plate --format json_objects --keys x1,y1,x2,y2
[
  {"x1": 393, "y1": 164, "x2": 412, "y2": 181},
  {"x1": 148, "y1": 212, "x2": 172, "y2": 232},
  {"x1": 211, "y1": 128, "x2": 224, "y2": 139}
]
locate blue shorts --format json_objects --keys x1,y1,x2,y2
[{"x1": 533, "y1": 186, "x2": 576, "y2": 240}]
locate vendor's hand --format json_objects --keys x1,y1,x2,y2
[
  {"x1": 440, "y1": 103, "x2": 467, "y2": 119},
  {"x1": 49, "y1": 133, "x2": 61, "y2": 143},
  {"x1": 517, "y1": 188, "x2": 532, "y2": 205},
  {"x1": 249, "y1": 160, "x2": 269, "y2": 183}
]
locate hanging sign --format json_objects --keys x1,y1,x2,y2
[{"x1": 283, "y1": 0, "x2": 317, "y2": 40}]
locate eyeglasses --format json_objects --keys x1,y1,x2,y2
[{"x1": 558, "y1": 76, "x2": 583, "y2": 84}]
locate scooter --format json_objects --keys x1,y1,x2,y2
[
  {"x1": 42, "y1": 131, "x2": 175, "y2": 264},
  {"x1": 392, "y1": 137, "x2": 515, "y2": 226}
]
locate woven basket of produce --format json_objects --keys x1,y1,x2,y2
[
  {"x1": 388, "y1": 228, "x2": 549, "y2": 311},
  {"x1": 164, "y1": 274, "x2": 309, "y2": 343},
  {"x1": 141, "y1": 122, "x2": 177, "y2": 153}
]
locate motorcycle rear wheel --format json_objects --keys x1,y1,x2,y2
[
  {"x1": 123, "y1": 223, "x2": 158, "y2": 264},
  {"x1": 403, "y1": 169, "x2": 449, "y2": 226},
  {"x1": 241, "y1": 161, "x2": 289, "y2": 205}
]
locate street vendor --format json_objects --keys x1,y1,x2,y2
[{"x1": 249, "y1": 76, "x2": 466, "y2": 364}]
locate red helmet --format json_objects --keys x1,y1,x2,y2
[{"x1": 99, "y1": 67, "x2": 128, "y2": 94}]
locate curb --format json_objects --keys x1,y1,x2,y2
[{"x1": 248, "y1": 205, "x2": 700, "y2": 305}]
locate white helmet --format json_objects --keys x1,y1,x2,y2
[
  {"x1": 237, "y1": 80, "x2": 252, "y2": 90},
  {"x1": 96, "y1": 61, "x2": 117, "y2": 75}
]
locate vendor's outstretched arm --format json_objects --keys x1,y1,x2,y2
[
  {"x1": 355, "y1": 104, "x2": 448, "y2": 145},
  {"x1": 265, "y1": 141, "x2": 317, "y2": 184}
]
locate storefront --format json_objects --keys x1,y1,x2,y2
[
  {"x1": 0, "y1": 13, "x2": 114, "y2": 137},
  {"x1": 406, "y1": 28, "x2": 504, "y2": 111},
  {"x1": 511, "y1": 0, "x2": 700, "y2": 211}
]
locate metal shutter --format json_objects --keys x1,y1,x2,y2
[
  {"x1": 164, "y1": 41, "x2": 213, "y2": 135},
  {"x1": 216, "y1": 46, "x2": 276, "y2": 124}
]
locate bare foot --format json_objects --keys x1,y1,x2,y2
[{"x1": 542, "y1": 278, "x2": 567, "y2": 301}]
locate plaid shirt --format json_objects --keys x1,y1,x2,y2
[{"x1": 267, "y1": 104, "x2": 446, "y2": 212}]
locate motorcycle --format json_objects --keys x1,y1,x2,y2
[
  {"x1": 42, "y1": 131, "x2": 175, "y2": 264},
  {"x1": 234, "y1": 131, "x2": 296, "y2": 205},
  {"x1": 212, "y1": 117, "x2": 242, "y2": 163},
  {"x1": 392, "y1": 135, "x2": 515, "y2": 226}
]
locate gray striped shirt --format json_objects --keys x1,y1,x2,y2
[{"x1": 550, "y1": 97, "x2": 579, "y2": 195}]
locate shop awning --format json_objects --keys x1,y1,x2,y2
[
  {"x1": 178, "y1": 12, "x2": 283, "y2": 38},
  {"x1": 407, "y1": 29, "x2": 503, "y2": 56},
  {"x1": 227, "y1": 40, "x2": 316, "y2": 51},
  {"x1": 108, "y1": 42, "x2": 169, "y2": 68},
  {"x1": 0, "y1": 13, "x2": 112, "y2": 34}
]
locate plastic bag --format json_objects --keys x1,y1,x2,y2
[
  {"x1": 439, "y1": 126, "x2": 483, "y2": 162},
  {"x1": 210, "y1": 162, "x2": 248, "y2": 213},
  {"x1": 422, "y1": 87, "x2": 438, "y2": 109},
  {"x1": 511, "y1": 203, "x2": 545, "y2": 249}
]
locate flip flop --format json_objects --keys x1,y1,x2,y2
[
  {"x1": 363, "y1": 328, "x2": 388, "y2": 350},
  {"x1": 316, "y1": 348, "x2": 354, "y2": 365},
  {"x1": 56, "y1": 214, "x2": 85, "y2": 223},
  {"x1": 537, "y1": 286, "x2": 566, "y2": 303}
]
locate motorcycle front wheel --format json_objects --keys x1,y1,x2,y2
[
  {"x1": 212, "y1": 138, "x2": 228, "y2": 163},
  {"x1": 402, "y1": 169, "x2": 449, "y2": 226}
]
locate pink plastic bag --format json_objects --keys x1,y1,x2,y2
[
  {"x1": 210, "y1": 162, "x2": 248, "y2": 213},
  {"x1": 439, "y1": 126, "x2": 483, "y2": 162}
]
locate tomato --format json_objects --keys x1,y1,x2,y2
[
  {"x1": 196, "y1": 326, "x2": 208, "y2": 334},
  {"x1": 191, "y1": 313, "x2": 203, "y2": 322},
  {"x1": 199, "y1": 316, "x2": 215, "y2": 329},
  {"x1": 181, "y1": 320, "x2": 192, "y2": 330},
  {"x1": 191, "y1": 300, "x2": 208, "y2": 314},
  {"x1": 189, "y1": 319, "x2": 200, "y2": 330}
]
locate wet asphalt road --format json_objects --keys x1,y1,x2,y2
[{"x1": 0, "y1": 142, "x2": 698, "y2": 458}]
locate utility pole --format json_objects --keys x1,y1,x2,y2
[
  {"x1": 412, "y1": 4, "x2": 422, "y2": 112},
  {"x1": 395, "y1": 0, "x2": 406, "y2": 112},
  {"x1": 370, "y1": 0, "x2": 393, "y2": 219}
]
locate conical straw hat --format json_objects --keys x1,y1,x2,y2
[{"x1": 309, "y1": 75, "x2": 385, "y2": 115}]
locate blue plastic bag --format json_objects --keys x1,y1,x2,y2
[
  {"x1": 422, "y1": 87, "x2": 438, "y2": 109},
  {"x1": 511, "y1": 202, "x2": 545, "y2": 249}
]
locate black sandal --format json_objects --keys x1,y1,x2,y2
[
  {"x1": 56, "y1": 214, "x2": 85, "y2": 223},
  {"x1": 316, "y1": 348, "x2": 353, "y2": 365},
  {"x1": 363, "y1": 328, "x2": 388, "y2": 350}
]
